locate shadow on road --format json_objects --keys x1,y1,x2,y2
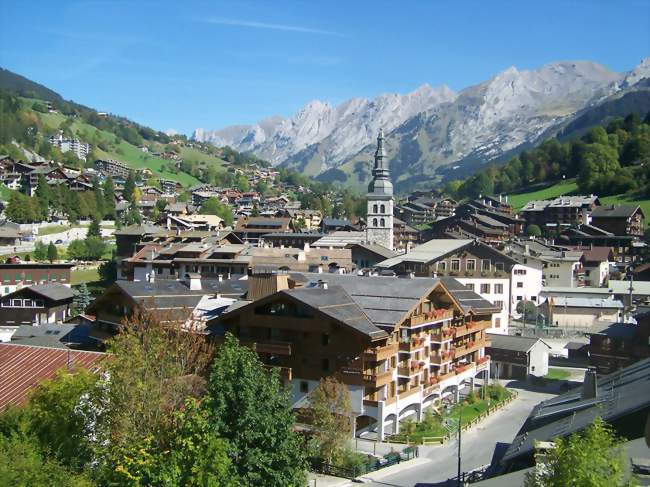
[{"x1": 502, "y1": 378, "x2": 580, "y2": 394}]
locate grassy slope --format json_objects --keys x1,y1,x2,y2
[
  {"x1": 508, "y1": 178, "x2": 650, "y2": 226},
  {"x1": 34, "y1": 105, "x2": 203, "y2": 187},
  {"x1": 508, "y1": 180, "x2": 579, "y2": 209}
]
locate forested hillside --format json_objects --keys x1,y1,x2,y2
[{"x1": 446, "y1": 112, "x2": 650, "y2": 200}]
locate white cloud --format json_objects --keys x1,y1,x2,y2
[{"x1": 196, "y1": 17, "x2": 346, "y2": 37}]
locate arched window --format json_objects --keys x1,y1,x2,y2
[
  {"x1": 373, "y1": 218, "x2": 378, "y2": 227},
  {"x1": 380, "y1": 218, "x2": 385, "y2": 227},
  {"x1": 380, "y1": 204, "x2": 385, "y2": 213},
  {"x1": 373, "y1": 204, "x2": 378, "y2": 213}
]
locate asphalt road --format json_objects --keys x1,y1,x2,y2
[{"x1": 365, "y1": 383, "x2": 556, "y2": 487}]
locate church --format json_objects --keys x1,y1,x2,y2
[{"x1": 366, "y1": 129, "x2": 394, "y2": 251}]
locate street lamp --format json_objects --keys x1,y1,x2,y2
[{"x1": 444, "y1": 404, "x2": 463, "y2": 486}]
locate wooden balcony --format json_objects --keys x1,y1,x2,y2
[
  {"x1": 430, "y1": 329, "x2": 454, "y2": 343},
  {"x1": 434, "y1": 371, "x2": 456, "y2": 383},
  {"x1": 454, "y1": 320, "x2": 491, "y2": 338},
  {"x1": 237, "y1": 339, "x2": 293, "y2": 356},
  {"x1": 363, "y1": 342, "x2": 399, "y2": 361},
  {"x1": 364, "y1": 369, "x2": 393, "y2": 388},
  {"x1": 398, "y1": 336, "x2": 426, "y2": 352},
  {"x1": 430, "y1": 350, "x2": 452, "y2": 365},
  {"x1": 406, "y1": 309, "x2": 454, "y2": 327},
  {"x1": 263, "y1": 365, "x2": 292, "y2": 381},
  {"x1": 398, "y1": 386, "x2": 421, "y2": 400}
]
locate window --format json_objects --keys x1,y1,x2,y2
[
  {"x1": 437, "y1": 261, "x2": 447, "y2": 271},
  {"x1": 321, "y1": 333, "x2": 330, "y2": 346},
  {"x1": 480, "y1": 283, "x2": 490, "y2": 294},
  {"x1": 380, "y1": 204, "x2": 385, "y2": 213},
  {"x1": 300, "y1": 381, "x2": 309, "y2": 393},
  {"x1": 466, "y1": 259, "x2": 476, "y2": 271},
  {"x1": 380, "y1": 218, "x2": 385, "y2": 227},
  {"x1": 373, "y1": 204, "x2": 378, "y2": 213},
  {"x1": 465, "y1": 283, "x2": 475, "y2": 291},
  {"x1": 51, "y1": 275, "x2": 57, "y2": 282},
  {"x1": 481, "y1": 260, "x2": 491, "y2": 271},
  {"x1": 2, "y1": 275, "x2": 9, "y2": 283},
  {"x1": 322, "y1": 358, "x2": 330, "y2": 371},
  {"x1": 516, "y1": 295, "x2": 523, "y2": 301},
  {"x1": 494, "y1": 318, "x2": 501, "y2": 328},
  {"x1": 494, "y1": 284, "x2": 503, "y2": 294},
  {"x1": 321, "y1": 256, "x2": 329, "y2": 261},
  {"x1": 11, "y1": 299, "x2": 22, "y2": 307},
  {"x1": 494, "y1": 300, "x2": 503, "y2": 309},
  {"x1": 4, "y1": 287, "x2": 8, "y2": 294},
  {"x1": 531, "y1": 296, "x2": 537, "y2": 302},
  {"x1": 516, "y1": 282, "x2": 523, "y2": 288},
  {"x1": 25, "y1": 274, "x2": 32, "y2": 282},
  {"x1": 373, "y1": 218, "x2": 378, "y2": 226},
  {"x1": 451, "y1": 259, "x2": 460, "y2": 271},
  {"x1": 495, "y1": 262, "x2": 505, "y2": 272}
]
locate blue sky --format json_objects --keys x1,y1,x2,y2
[{"x1": 1, "y1": 0, "x2": 649, "y2": 135}]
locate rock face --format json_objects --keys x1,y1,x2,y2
[{"x1": 193, "y1": 58, "x2": 650, "y2": 187}]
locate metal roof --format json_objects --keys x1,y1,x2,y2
[
  {"x1": 377, "y1": 239, "x2": 474, "y2": 268},
  {"x1": 546, "y1": 296, "x2": 624, "y2": 309},
  {"x1": 486, "y1": 333, "x2": 550, "y2": 353}
]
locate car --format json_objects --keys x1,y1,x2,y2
[{"x1": 55, "y1": 239, "x2": 63, "y2": 245}]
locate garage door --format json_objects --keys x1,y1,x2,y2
[{"x1": 511, "y1": 365, "x2": 527, "y2": 380}]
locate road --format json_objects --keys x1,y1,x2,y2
[
  {"x1": 0, "y1": 227, "x2": 115, "y2": 256},
  {"x1": 365, "y1": 383, "x2": 556, "y2": 487}
]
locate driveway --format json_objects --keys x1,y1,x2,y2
[{"x1": 364, "y1": 384, "x2": 556, "y2": 487}]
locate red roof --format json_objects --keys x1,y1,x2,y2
[{"x1": 0, "y1": 343, "x2": 106, "y2": 410}]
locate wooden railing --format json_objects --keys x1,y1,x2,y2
[
  {"x1": 363, "y1": 342, "x2": 399, "y2": 361},
  {"x1": 364, "y1": 369, "x2": 393, "y2": 387},
  {"x1": 263, "y1": 365, "x2": 292, "y2": 381},
  {"x1": 407, "y1": 309, "x2": 454, "y2": 327},
  {"x1": 398, "y1": 386, "x2": 421, "y2": 400}
]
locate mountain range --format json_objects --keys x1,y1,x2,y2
[{"x1": 193, "y1": 58, "x2": 650, "y2": 192}]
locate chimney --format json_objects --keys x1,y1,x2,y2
[
  {"x1": 524, "y1": 244, "x2": 530, "y2": 256},
  {"x1": 218, "y1": 274, "x2": 223, "y2": 282},
  {"x1": 185, "y1": 273, "x2": 202, "y2": 291},
  {"x1": 148, "y1": 269, "x2": 155, "y2": 283},
  {"x1": 248, "y1": 273, "x2": 289, "y2": 300},
  {"x1": 317, "y1": 279, "x2": 328, "y2": 290},
  {"x1": 581, "y1": 368, "x2": 598, "y2": 400}
]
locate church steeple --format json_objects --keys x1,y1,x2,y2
[{"x1": 368, "y1": 129, "x2": 393, "y2": 196}]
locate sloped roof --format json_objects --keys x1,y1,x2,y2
[
  {"x1": 591, "y1": 204, "x2": 642, "y2": 218},
  {"x1": 438, "y1": 277, "x2": 502, "y2": 314},
  {"x1": 0, "y1": 343, "x2": 106, "y2": 409},
  {"x1": 377, "y1": 239, "x2": 473, "y2": 267},
  {"x1": 25, "y1": 284, "x2": 75, "y2": 301},
  {"x1": 486, "y1": 333, "x2": 550, "y2": 353}
]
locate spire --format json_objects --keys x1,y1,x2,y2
[
  {"x1": 374, "y1": 128, "x2": 385, "y2": 169},
  {"x1": 367, "y1": 129, "x2": 392, "y2": 196}
]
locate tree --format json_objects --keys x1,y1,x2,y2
[
  {"x1": 309, "y1": 377, "x2": 352, "y2": 464},
  {"x1": 83, "y1": 236, "x2": 106, "y2": 261},
  {"x1": 526, "y1": 224, "x2": 542, "y2": 237},
  {"x1": 26, "y1": 369, "x2": 98, "y2": 470},
  {"x1": 74, "y1": 283, "x2": 91, "y2": 313},
  {"x1": 234, "y1": 174, "x2": 250, "y2": 192},
  {"x1": 524, "y1": 417, "x2": 628, "y2": 487},
  {"x1": 98, "y1": 257, "x2": 117, "y2": 283},
  {"x1": 35, "y1": 174, "x2": 51, "y2": 221},
  {"x1": 123, "y1": 171, "x2": 136, "y2": 203},
  {"x1": 205, "y1": 334, "x2": 307, "y2": 486},
  {"x1": 33, "y1": 241, "x2": 48, "y2": 261},
  {"x1": 102, "y1": 176, "x2": 116, "y2": 219},
  {"x1": 66, "y1": 240, "x2": 87, "y2": 261},
  {"x1": 516, "y1": 300, "x2": 538, "y2": 323},
  {"x1": 47, "y1": 242, "x2": 58, "y2": 263},
  {"x1": 86, "y1": 217, "x2": 101, "y2": 238},
  {"x1": 251, "y1": 201, "x2": 260, "y2": 217},
  {"x1": 199, "y1": 197, "x2": 233, "y2": 226}
]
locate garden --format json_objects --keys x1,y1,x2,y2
[{"x1": 388, "y1": 384, "x2": 513, "y2": 444}]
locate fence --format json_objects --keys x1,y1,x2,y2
[
  {"x1": 384, "y1": 390, "x2": 519, "y2": 445},
  {"x1": 309, "y1": 446, "x2": 418, "y2": 479}
]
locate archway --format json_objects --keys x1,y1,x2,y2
[{"x1": 384, "y1": 413, "x2": 398, "y2": 435}]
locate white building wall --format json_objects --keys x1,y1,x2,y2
[
  {"x1": 543, "y1": 260, "x2": 580, "y2": 288},
  {"x1": 550, "y1": 308, "x2": 622, "y2": 328},
  {"x1": 511, "y1": 263, "x2": 543, "y2": 317},
  {"x1": 456, "y1": 277, "x2": 509, "y2": 334},
  {"x1": 528, "y1": 342, "x2": 550, "y2": 377}
]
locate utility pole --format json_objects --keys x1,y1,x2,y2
[{"x1": 457, "y1": 406, "x2": 462, "y2": 487}]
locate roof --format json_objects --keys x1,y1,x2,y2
[
  {"x1": 609, "y1": 280, "x2": 650, "y2": 296},
  {"x1": 312, "y1": 231, "x2": 367, "y2": 248},
  {"x1": 591, "y1": 204, "x2": 642, "y2": 219},
  {"x1": 348, "y1": 242, "x2": 397, "y2": 260},
  {"x1": 377, "y1": 239, "x2": 473, "y2": 268},
  {"x1": 114, "y1": 224, "x2": 166, "y2": 236},
  {"x1": 486, "y1": 333, "x2": 550, "y2": 353},
  {"x1": 10, "y1": 323, "x2": 94, "y2": 349},
  {"x1": 587, "y1": 321, "x2": 638, "y2": 339},
  {"x1": 503, "y1": 358, "x2": 650, "y2": 464},
  {"x1": 545, "y1": 296, "x2": 624, "y2": 309},
  {"x1": 0, "y1": 343, "x2": 106, "y2": 409},
  {"x1": 4, "y1": 283, "x2": 75, "y2": 302},
  {"x1": 438, "y1": 277, "x2": 502, "y2": 314},
  {"x1": 580, "y1": 246, "x2": 614, "y2": 263}
]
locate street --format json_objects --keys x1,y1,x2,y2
[{"x1": 364, "y1": 383, "x2": 556, "y2": 487}]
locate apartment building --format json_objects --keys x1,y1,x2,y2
[
  {"x1": 520, "y1": 195, "x2": 600, "y2": 229},
  {"x1": 0, "y1": 263, "x2": 74, "y2": 296},
  {"x1": 590, "y1": 204, "x2": 645, "y2": 237},
  {"x1": 94, "y1": 159, "x2": 131, "y2": 179},
  {"x1": 48, "y1": 133, "x2": 91, "y2": 161},
  {"x1": 209, "y1": 273, "x2": 496, "y2": 440},
  {"x1": 376, "y1": 239, "x2": 539, "y2": 334}
]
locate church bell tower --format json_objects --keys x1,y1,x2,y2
[{"x1": 366, "y1": 129, "x2": 394, "y2": 251}]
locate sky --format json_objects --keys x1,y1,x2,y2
[{"x1": 1, "y1": 0, "x2": 649, "y2": 135}]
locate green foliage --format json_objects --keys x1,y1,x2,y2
[
  {"x1": 26, "y1": 369, "x2": 98, "y2": 469},
  {"x1": 98, "y1": 257, "x2": 117, "y2": 283},
  {"x1": 526, "y1": 224, "x2": 542, "y2": 237},
  {"x1": 486, "y1": 384, "x2": 509, "y2": 402},
  {"x1": 74, "y1": 282, "x2": 91, "y2": 313},
  {"x1": 5, "y1": 191, "x2": 41, "y2": 223},
  {"x1": 123, "y1": 171, "x2": 136, "y2": 203},
  {"x1": 309, "y1": 377, "x2": 352, "y2": 464},
  {"x1": 47, "y1": 242, "x2": 58, "y2": 262},
  {"x1": 33, "y1": 241, "x2": 47, "y2": 261},
  {"x1": 86, "y1": 217, "x2": 101, "y2": 238},
  {"x1": 516, "y1": 300, "x2": 538, "y2": 321},
  {"x1": 199, "y1": 197, "x2": 233, "y2": 226},
  {"x1": 0, "y1": 433, "x2": 95, "y2": 487},
  {"x1": 524, "y1": 417, "x2": 627, "y2": 487},
  {"x1": 83, "y1": 236, "x2": 106, "y2": 261},
  {"x1": 205, "y1": 334, "x2": 307, "y2": 486},
  {"x1": 66, "y1": 240, "x2": 87, "y2": 261}
]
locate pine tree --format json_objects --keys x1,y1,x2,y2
[
  {"x1": 86, "y1": 217, "x2": 101, "y2": 238},
  {"x1": 47, "y1": 242, "x2": 58, "y2": 263},
  {"x1": 92, "y1": 177, "x2": 105, "y2": 220},
  {"x1": 35, "y1": 174, "x2": 51, "y2": 221},
  {"x1": 73, "y1": 283, "x2": 91, "y2": 313},
  {"x1": 123, "y1": 171, "x2": 136, "y2": 203},
  {"x1": 102, "y1": 176, "x2": 116, "y2": 219}
]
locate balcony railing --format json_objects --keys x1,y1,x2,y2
[
  {"x1": 263, "y1": 365, "x2": 292, "y2": 381},
  {"x1": 364, "y1": 369, "x2": 393, "y2": 387},
  {"x1": 399, "y1": 336, "x2": 426, "y2": 352},
  {"x1": 398, "y1": 386, "x2": 421, "y2": 400},
  {"x1": 430, "y1": 329, "x2": 454, "y2": 343},
  {"x1": 236, "y1": 339, "x2": 293, "y2": 356},
  {"x1": 363, "y1": 342, "x2": 399, "y2": 361},
  {"x1": 434, "y1": 371, "x2": 456, "y2": 382},
  {"x1": 407, "y1": 309, "x2": 454, "y2": 327}
]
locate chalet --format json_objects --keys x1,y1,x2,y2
[
  {"x1": 0, "y1": 284, "x2": 75, "y2": 328},
  {"x1": 0, "y1": 262, "x2": 74, "y2": 296},
  {"x1": 520, "y1": 195, "x2": 600, "y2": 229},
  {"x1": 590, "y1": 204, "x2": 645, "y2": 237},
  {"x1": 209, "y1": 272, "x2": 497, "y2": 440},
  {"x1": 486, "y1": 334, "x2": 551, "y2": 380},
  {"x1": 234, "y1": 216, "x2": 292, "y2": 244}
]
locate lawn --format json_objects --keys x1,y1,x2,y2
[
  {"x1": 544, "y1": 368, "x2": 572, "y2": 380},
  {"x1": 391, "y1": 385, "x2": 512, "y2": 442},
  {"x1": 38, "y1": 225, "x2": 74, "y2": 236},
  {"x1": 71, "y1": 267, "x2": 101, "y2": 285},
  {"x1": 508, "y1": 179, "x2": 578, "y2": 209}
]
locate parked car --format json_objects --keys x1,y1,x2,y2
[{"x1": 55, "y1": 239, "x2": 63, "y2": 245}]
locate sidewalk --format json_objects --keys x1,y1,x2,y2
[
  {"x1": 307, "y1": 472, "x2": 353, "y2": 487},
  {"x1": 355, "y1": 457, "x2": 432, "y2": 483}
]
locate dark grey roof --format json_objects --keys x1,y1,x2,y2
[
  {"x1": 587, "y1": 322, "x2": 637, "y2": 339},
  {"x1": 503, "y1": 358, "x2": 650, "y2": 464},
  {"x1": 349, "y1": 242, "x2": 397, "y2": 260},
  {"x1": 486, "y1": 333, "x2": 550, "y2": 353},
  {"x1": 283, "y1": 286, "x2": 386, "y2": 339},
  {"x1": 439, "y1": 277, "x2": 501, "y2": 314},
  {"x1": 115, "y1": 277, "x2": 248, "y2": 306},
  {"x1": 322, "y1": 218, "x2": 352, "y2": 227},
  {"x1": 114, "y1": 224, "x2": 166, "y2": 236},
  {"x1": 591, "y1": 204, "x2": 641, "y2": 219},
  {"x1": 27, "y1": 284, "x2": 75, "y2": 301},
  {"x1": 11, "y1": 323, "x2": 93, "y2": 349}
]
